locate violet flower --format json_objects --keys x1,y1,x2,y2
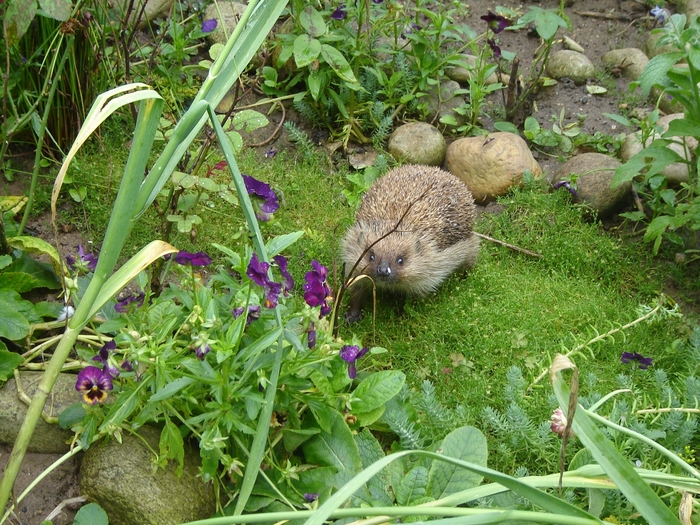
[
  {"x1": 201, "y1": 19, "x2": 217, "y2": 33},
  {"x1": 243, "y1": 174, "x2": 279, "y2": 222},
  {"x1": 93, "y1": 340, "x2": 120, "y2": 378},
  {"x1": 173, "y1": 250, "x2": 213, "y2": 267},
  {"x1": 487, "y1": 38, "x2": 502, "y2": 59},
  {"x1": 481, "y1": 11, "x2": 512, "y2": 34},
  {"x1": 115, "y1": 292, "x2": 145, "y2": 313},
  {"x1": 621, "y1": 351, "x2": 653, "y2": 370},
  {"x1": 76, "y1": 366, "x2": 113, "y2": 405},
  {"x1": 67, "y1": 244, "x2": 98, "y2": 273},
  {"x1": 553, "y1": 180, "x2": 577, "y2": 197},
  {"x1": 303, "y1": 260, "x2": 333, "y2": 318},
  {"x1": 232, "y1": 304, "x2": 262, "y2": 325},
  {"x1": 246, "y1": 253, "x2": 294, "y2": 308},
  {"x1": 304, "y1": 493, "x2": 319, "y2": 502},
  {"x1": 274, "y1": 254, "x2": 294, "y2": 294},
  {"x1": 651, "y1": 5, "x2": 669, "y2": 23},
  {"x1": 340, "y1": 345, "x2": 369, "y2": 379},
  {"x1": 307, "y1": 323, "x2": 316, "y2": 349},
  {"x1": 195, "y1": 344, "x2": 211, "y2": 360},
  {"x1": 331, "y1": 3, "x2": 347, "y2": 20}
]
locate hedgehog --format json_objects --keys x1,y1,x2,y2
[{"x1": 340, "y1": 164, "x2": 480, "y2": 322}]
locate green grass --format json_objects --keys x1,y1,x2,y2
[{"x1": 43, "y1": 127, "x2": 695, "y2": 475}]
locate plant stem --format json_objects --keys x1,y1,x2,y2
[{"x1": 19, "y1": 37, "x2": 72, "y2": 235}]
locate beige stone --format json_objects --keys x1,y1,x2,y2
[
  {"x1": 388, "y1": 122, "x2": 447, "y2": 166},
  {"x1": 620, "y1": 113, "x2": 697, "y2": 185},
  {"x1": 445, "y1": 132, "x2": 542, "y2": 203},
  {"x1": 601, "y1": 48, "x2": 649, "y2": 81}
]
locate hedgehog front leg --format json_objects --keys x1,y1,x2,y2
[{"x1": 345, "y1": 282, "x2": 368, "y2": 324}]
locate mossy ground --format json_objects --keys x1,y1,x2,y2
[{"x1": 48, "y1": 127, "x2": 697, "y2": 475}]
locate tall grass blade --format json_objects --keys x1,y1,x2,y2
[{"x1": 551, "y1": 355, "x2": 681, "y2": 524}]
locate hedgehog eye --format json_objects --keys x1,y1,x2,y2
[
  {"x1": 397, "y1": 257, "x2": 404, "y2": 265},
  {"x1": 368, "y1": 251, "x2": 375, "y2": 262}
]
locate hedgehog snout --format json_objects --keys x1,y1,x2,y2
[{"x1": 376, "y1": 264, "x2": 392, "y2": 277}]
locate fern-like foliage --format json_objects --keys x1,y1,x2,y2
[
  {"x1": 283, "y1": 122, "x2": 316, "y2": 159},
  {"x1": 293, "y1": 99, "x2": 325, "y2": 128}
]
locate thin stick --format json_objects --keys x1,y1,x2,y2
[
  {"x1": 473, "y1": 232, "x2": 543, "y2": 258},
  {"x1": 528, "y1": 300, "x2": 664, "y2": 390}
]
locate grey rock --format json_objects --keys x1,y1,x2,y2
[
  {"x1": 678, "y1": 0, "x2": 700, "y2": 25},
  {"x1": 388, "y1": 122, "x2": 446, "y2": 166},
  {"x1": 204, "y1": 1, "x2": 248, "y2": 46},
  {"x1": 80, "y1": 425, "x2": 216, "y2": 525},
  {"x1": 643, "y1": 32, "x2": 676, "y2": 58},
  {"x1": 426, "y1": 79, "x2": 468, "y2": 131},
  {"x1": 553, "y1": 153, "x2": 630, "y2": 218},
  {"x1": 601, "y1": 48, "x2": 649, "y2": 81},
  {"x1": 446, "y1": 55, "x2": 509, "y2": 86},
  {"x1": 0, "y1": 372, "x2": 76, "y2": 453},
  {"x1": 445, "y1": 132, "x2": 543, "y2": 203},
  {"x1": 546, "y1": 50, "x2": 595, "y2": 85},
  {"x1": 620, "y1": 113, "x2": 697, "y2": 185},
  {"x1": 111, "y1": 0, "x2": 174, "y2": 30}
]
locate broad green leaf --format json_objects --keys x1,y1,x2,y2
[
  {"x1": 493, "y1": 121, "x2": 519, "y2": 134},
  {"x1": 265, "y1": 231, "x2": 305, "y2": 257},
  {"x1": 294, "y1": 34, "x2": 322, "y2": 68},
  {"x1": 663, "y1": 117, "x2": 700, "y2": 138},
  {"x1": 233, "y1": 109, "x2": 269, "y2": 132},
  {"x1": 427, "y1": 426, "x2": 488, "y2": 499},
  {"x1": 149, "y1": 377, "x2": 196, "y2": 402},
  {"x1": 4, "y1": 0, "x2": 37, "y2": 44},
  {"x1": 160, "y1": 417, "x2": 185, "y2": 476},
  {"x1": 299, "y1": 5, "x2": 326, "y2": 37},
  {"x1": 320, "y1": 44, "x2": 358, "y2": 84},
  {"x1": 0, "y1": 196, "x2": 27, "y2": 215},
  {"x1": 352, "y1": 370, "x2": 405, "y2": 414},
  {"x1": 355, "y1": 429, "x2": 394, "y2": 506},
  {"x1": 551, "y1": 355, "x2": 681, "y2": 524},
  {"x1": 38, "y1": 0, "x2": 71, "y2": 20},
  {"x1": 0, "y1": 256, "x2": 11, "y2": 270},
  {"x1": 58, "y1": 402, "x2": 86, "y2": 429},
  {"x1": 639, "y1": 52, "x2": 684, "y2": 96},
  {"x1": 533, "y1": 8, "x2": 568, "y2": 41},
  {"x1": 0, "y1": 272, "x2": 40, "y2": 294},
  {"x1": 302, "y1": 409, "x2": 363, "y2": 474},
  {"x1": 0, "y1": 298, "x2": 31, "y2": 340},
  {"x1": 73, "y1": 502, "x2": 109, "y2": 525},
  {"x1": 355, "y1": 405, "x2": 385, "y2": 427},
  {"x1": 396, "y1": 466, "x2": 429, "y2": 505},
  {"x1": 611, "y1": 145, "x2": 684, "y2": 187},
  {"x1": 8, "y1": 236, "x2": 64, "y2": 284},
  {"x1": 282, "y1": 428, "x2": 320, "y2": 452},
  {"x1": 0, "y1": 350, "x2": 24, "y2": 381},
  {"x1": 4, "y1": 252, "x2": 61, "y2": 290}
]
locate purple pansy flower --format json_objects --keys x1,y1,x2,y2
[
  {"x1": 273, "y1": 255, "x2": 294, "y2": 294},
  {"x1": 232, "y1": 304, "x2": 262, "y2": 325},
  {"x1": 195, "y1": 344, "x2": 211, "y2": 360},
  {"x1": 331, "y1": 3, "x2": 347, "y2": 20},
  {"x1": 621, "y1": 351, "x2": 653, "y2": 370},
  {"x1": 115, "y1": 292, "x2": 145, "y2": 313},
  {"x1": 76, "y1": 366, "x2": 113, "y2": 405},
  {"x1": 246, "y1": 253, "x2": 284, "y2": 308},
  {"x1": 201, "y1": 19, "x2": 217, "y2": 33},
  {"x1": 303, "y1": 260, "x2": 333, "y2": 318},
  {"x1": 304, "y1": 493, "x2": 319, "y2": 502},
  {"x1": 93, "y1": 340, "x2": 120, "y2": 378},
  {"x1": 120, "y1": 359, "x2": 134, "y2": 372},
  {"x1": 173, "y1": 250, "x2": 213, "y2": 267},
  {"x1": 243, "y1": 175, "x2": 279, "y2": 222},
  {"x1": 651, "y1": 5, "x2": 668, "y2": 23},
  {"x1": 67, "y1": 244, "x2": 98, "y2": 273},
  {"x1": 487, "y1": 38, "x2": 502, "y2": 59},
  {"x1": 340, "y1": 345, "x2": 369, "y2": 379},
  {"x1": 264, "y1": 146, "x2": 278, "y2": 158},
  {"x1": 481, "y1": 11, "x2": 512, "y2": 34},
  {"x1": 307, "y1": 323, "x2": 316, "y2": 349},
  {"x1": 553, "y1": 180, "x2": 577, "y2": 197}
]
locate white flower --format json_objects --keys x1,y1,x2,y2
[{"x1": 57, "y1": 306, "x2": 75, "y2": 322}]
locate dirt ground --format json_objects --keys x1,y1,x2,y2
[{"x1": 0, "y1": 0, "x2": 673, "y2": 523}]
